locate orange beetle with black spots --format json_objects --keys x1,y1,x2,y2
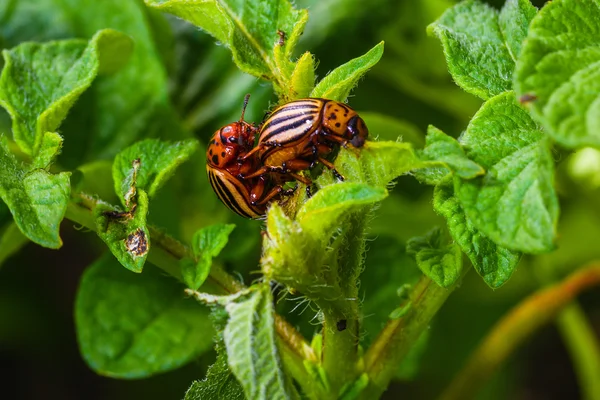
[
  {"x1": 206, "y1": 95, "x2": 295, "y2": 219},
  {"x1": 241, "y1": 98, "x2": 369, "y2": 186}
]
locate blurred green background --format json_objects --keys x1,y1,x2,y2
[{"x1": 1, "y1": 0, "x2": 600, "y2": 399}]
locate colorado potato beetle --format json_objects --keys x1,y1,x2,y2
[
  {"x1": 241, "y1": 98, "x2": 369, "y2": 184},
  {"x1": 206, "y1": 95, "x2": 295, "y2": 219}
]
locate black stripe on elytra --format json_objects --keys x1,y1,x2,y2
[
  {"x1": 215, "y1": 174, "x2": 253, "y2": 218},
  {"x1": 264, "y1": 112, "x2": 314, "y2": 129},
  {"x1": 266, "y1": 103, "x2": 319, "y2": 120},
  {"x1": 210, "y1": 171, "x2": 252, "y2": 218},
  {"x1": 262, "y1": 115, "x2": 314, "y2": 142}
]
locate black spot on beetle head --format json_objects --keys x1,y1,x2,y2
[{"x1": 212, "y1": 155, "x2": 219, "y2": 164}]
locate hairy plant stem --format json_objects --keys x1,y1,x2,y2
[
  {"x1": 362, "y1": 271, "x2": 464, "y2": 399},
  {"x1": 65, "y1": 193, "x2": 317, "y2": 393},
  {"x1": 320, "y1": 214, "x2": 368, "y2": 396},
  {"x1": 439, "y1": 263, "x2": 600, "y2": 400},
  {"x1": 321, "y1": 304, "x2": 361, "y2": 397}
]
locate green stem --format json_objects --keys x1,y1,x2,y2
[
  {"x1": 556, "y1": 303, "x2": 600, "y2": 400},
  {"x1": 438, "y1": 263, "x2": 600, "y2": 400},
  {"x1": 320, "y1": 214, "x2": 369, "y2": 396},
  {"x1": 65, "y1": 194, "x2": 317, "y2": 392},
  {"x1": 321, "y1": 304, "x2": 361, "y2": 397},
  {"x1": 362, "y1": 273, "x2": 462, "y2": 399}
]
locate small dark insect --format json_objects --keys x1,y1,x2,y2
[
  {"x1": 277, "y1": 30, "x2": 286, "y2": 46},
  {"x1": 336, "y1": 319, "x2": 347, "y2": 332},
  {"x1": 519, "y1": 93, "x2": 538, "y2": 104},
  {"x1": 125, "y1": 228, "x2": 148, "y2": 257}
]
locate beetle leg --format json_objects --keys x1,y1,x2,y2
[
  {"x1": 317, "y1": 156, "x2": 345, "y2": 181},
  {"x1": 282, "y1": 184, "x2": 298, "y2": 196},
  {"x1": 282, "y1": 158, "x2": 312, "y2": 173},
  {"x1": 320, "y1": 132, "x2": 349, "y2": 148},
  {"x1": 238, "y1": 143, "x2": 264, "y2": 161},
  {"x1": 249, "y1": 177, "x2": 267, "y2": 205},
  {"x1": 306, "y1": 185, "x2": 312, "y2": 198},
  {"x1": 254, "y1": 184, "x2": 290, "y2": 206},
  {"x1": 288, "y1": 172, "x2": 312, "y2": 186},
  {"x1": 241, "y1": 165, "x2": 270, "y2": 179}
]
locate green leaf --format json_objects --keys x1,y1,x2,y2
[
  {"x1": 0, "y1": 29, "x2": 133, "y2": 155},
  {"x1": 145, "y1": 0, "x2": 308, "y2": 94},
  {"x1": 182, "y1": 223, "x2": 236, "y2": 290},
  {"x1": 113, "y1": 139, "x2": 199, "y2": 203},
  {"x1": 297, "y1": 183, "x2": 387, "y2": 238},
  {"x1": 95, "y1": 190, "x2": 150, "y2": 273},
  {"x1": 428, "y1": 0, "x2": 535, "y2": 99},
  {"x1": 311, "y1": 41, "x2": 384, "y2": 102},
  {"x1": 456, "y1": 91, "x2": 558, "y2": 253},
  {"x1": 515, "y1": 0, "x2": 600, "y2": 148},
  {"x1": 434, "y1": 179, "x2": 521, "y2": 288},
  {"x1": 415, "y1": 125, "x2": 484, "y2": 184},
  {"x1": 499, "y1": 0, "x2": 538, "y2": 60},
  {"x1": 185, "y1": 344, "x2": 245, "y2": 400},
  {"x1": 223, "y1": 284, "x2": 299, "y2": 400},
  {"x1": 0, "y1": 221, "x2": 29, "y2": 268},
  {"x1": 322, "y1": 141, "x2": 421, "y2": 189},
  {"x1": 33, "y1": 131, "x2": 63, "y2": 169},
  {"x1": 406, "y1": 227, "x2": 462, "y2": 288},
  {"x1": 0, "y1": 139, "x2": 70, "y2": 248},
  {"x1": 290, "y1": 51, "x2": 316, "y2": 99},
  {"x1": 75, "y1": 254, "x2": 213, "y2": 378}
]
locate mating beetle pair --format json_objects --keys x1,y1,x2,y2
[{"x1": 206, "y1": 96, "x2": 369, "y2": 219}]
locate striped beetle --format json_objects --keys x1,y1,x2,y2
[
  {"x1": 206, "y1": 95, "x2": 295, "y2": 219},
  {"x1": 241, "y1": 98, "x2": 369, "y2": 185}
]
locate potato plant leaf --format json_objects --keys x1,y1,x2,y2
[
  {"x1": 33, "y1": 131, "x2": 63, "y2": 170},
  {"x1": 428, "y1": 0, "x2": 536, "y2": 99},
  {"x1": 406, "y1": 227, "x2": 462, "y2": 288},
  {"x1": 0, "y1": 29, "x2": 133, "y2": 155},
  {"x1": 515, "y1": 0, "x2": 600, "y2": 148},
  {"x1": 434, "y1": 180, "x2": 521, "y2": 288},
  {"x1": 311, "y1": 41, "x2": 384, "y2": 102},
  {"x1": 414, "y1": 125, "x2": 484, "y2": 185},
  {"x1": 75, "y1": 254, "x2": 213, "y2": 378},
  {"x1": 182, "y1": 223, "x2": 236, "y2": 290},
  {"x1": 0, "y1": 138, "x2": 70, "y2": 249},
  {"x1": 223, "y1": 284, "x2": 299, "y2": 400},
  {"x1": 144, "y1": 0, "x2": 308, "y2": 95},
  {"x1": 184, "y1": 341, "x2": 244, "y2": 400},
  {"x1": 290, "y1": 51, "x2": 316, "y2": 99},
  {"x1": 112, "y1": 139, "x2": 199, "y2": 204},
  {"x1": 187, "y1": 284, "x2": 299, "y2": 400},
  {"x1": 297, "y1": 183, "x2": 387, "y2": 239},
  {"x1": 456, "y1": 91, "x2": 558, "y2": 254},
  {"x1": 94, "y1": 190, "x2": 150, "y2": 273}
]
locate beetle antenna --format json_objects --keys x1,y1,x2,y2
[{"x1": 240, "y1": 94, "x2": 251, "y2": 122}]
